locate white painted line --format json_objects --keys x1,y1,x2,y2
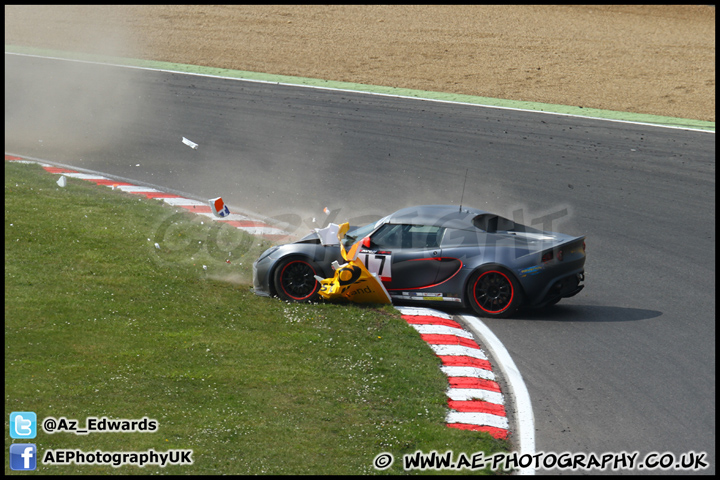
[
  {"x1": 461, "y1": 315, "x2": 535, "y2": 475},
  {"x1": 429, "y1": 344, "x2": 487, "y2": 360},
  {"x1": 63, "y1": 173, "x2": 109, "y2": 180},
  {"x1": 114, "y1": 185, "x2": 163, "y2": 193},
  {"x1": 441, "y1": 366, "x2": 495, "y2": 381},
  {"x1": 410, "y1": 324, "x2": 475, "y2": 338},
  {"x1": 194, "y1": 211, "x2": 253, "y2": 222},
  {"x1": 447, "y1": 388, "x2": 504, "y2": 405},
  {"x1": 8, "y1": 159, "x2": 43, "y2": 164},
  {"x1": 235, "y1": 226, "x2": 289, "y2": 236},
  {"x1": 160, "y1": 197, "x2": 208, "y2": 206},
  {"x1": 446, "y1": 411, "x2": 509, "y2": 430}
]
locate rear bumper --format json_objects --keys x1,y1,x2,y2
[{"x1": 535, "y1": 271, "x2": 584, "y2": 307}]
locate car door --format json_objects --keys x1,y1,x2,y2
[{"x1": 358, "y1": 223, "x2": 444, "y2": 290}]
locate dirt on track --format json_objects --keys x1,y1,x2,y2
[{"x1": 4, "y1": 5, "x2": 715, "y2": 122}]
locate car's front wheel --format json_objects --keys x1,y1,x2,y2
[
  {"x1": 466, "y1": 267, "x2": 523, "y2": 318},
  {"x1": 273, "y1": 257, "x2": 321, "y2": 302}
]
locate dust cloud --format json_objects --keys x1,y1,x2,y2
[
  {"x1": 207, "y1": 272, "x2": 253, "y2": 287},
  {"x1": 4, "y1": 6, "x2": 148, "y2": 163}
]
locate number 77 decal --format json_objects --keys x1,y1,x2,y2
[{"x1": 360, "y1": 252, "x2": 392, "y2": 281}]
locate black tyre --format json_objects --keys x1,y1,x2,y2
[
  {"x1": 466, "y1": 267, "x2": 523, "y2": 318},
  {"x1": 273, "y1": 257, "x2": 321, "y2": 302}
]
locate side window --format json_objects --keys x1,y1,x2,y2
[
  {"x1": 371, "y1": 224, "x2": 444, "y2": 249},
  {"x1": 412, "y1": 225, "x2": 444, "y2": 248},
  {"x1": 441, "y1": 228, "x2": 480, "y2": 247},
  {"x1": 370, "y1": 224, "x2": 404, "y2": 249}
]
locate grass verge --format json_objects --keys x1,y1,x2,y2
[{"x1": 5, "y1": 161, "x2": 509, "y2": 474}]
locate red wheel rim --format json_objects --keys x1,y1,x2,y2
[
  {"x1": 471, "y1": 270, "x2": 514, "y2": 314},
  {"x1": 279, "y1": 260, "x2": 317, "y2": 301}
]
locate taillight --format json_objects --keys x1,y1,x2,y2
[
  {"x1": 541, "y1": 251, "x2": 553, "y2": 262},
  {"x1": 557, "y1": 249, "x2": 564, "y2": 261},
  {"x1": 583, "y1": 241, "x2": 586, "y2": 252}
]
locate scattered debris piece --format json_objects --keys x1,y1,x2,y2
[
  {"x1": 315, "y1": 223, "x2": 340, "y2": 246},
  {"x1": 209, "y1": 197, "x2": 230, "y2": 217},
  {"x1": 182, "y1": 137, "x2": 199, "y2": 149},
  {"x1": 56, "y1": 176, "x2": 67, "y2": 187}
]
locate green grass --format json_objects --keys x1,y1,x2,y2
[{"x1": 5, "y1": 161, "x2": 509, "y2": 474}]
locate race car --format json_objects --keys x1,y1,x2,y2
[{"x1": 252, "y1": 205, "x2": 585, "y2": 318}]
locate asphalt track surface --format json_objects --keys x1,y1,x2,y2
[{"x1": 5, "y1": 53, "x2": 715, "y2": 474}]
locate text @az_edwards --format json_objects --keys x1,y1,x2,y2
[{"x1": 42, "y1": 416, "x2": 158, "y2": 435}]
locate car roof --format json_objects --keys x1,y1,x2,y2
[{"x1": 384, "y1": 205, "x2": 490, "y2": 230}]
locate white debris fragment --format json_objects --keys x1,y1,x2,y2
[
  {"x1": 182, "y1": 137, "x2": 199, "y2": 149},
  {"x1": 203, "y1": 265, "x2": 208, "y2": 271},
  {"x1": 56, "y1": 176, "x2": 67, "y2": 187},
  {"x1": 315, "y1": 223, "x2": 341, "y2": 246},
  {"x1": 154, "y1": 243, "x2": 161, "y2": 249}
]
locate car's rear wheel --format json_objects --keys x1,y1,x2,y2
[
  {"x1": 467, "y1": 267, "x2": 523, "y2": 318},
  {"x1": 273, "y1": 257, "x2": 321, "y2": 302}
]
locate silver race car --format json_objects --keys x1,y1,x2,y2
[{"x1": 253, "y1": 205, "x2": 585, "y2": 318}]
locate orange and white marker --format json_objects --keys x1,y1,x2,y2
[{"x1": 209, "y1": 197, "x2": 230, "y2": 217}]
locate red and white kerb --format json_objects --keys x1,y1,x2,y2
[{"x1": 396, "y1": 306, "x2": 509, "y2": 440}]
